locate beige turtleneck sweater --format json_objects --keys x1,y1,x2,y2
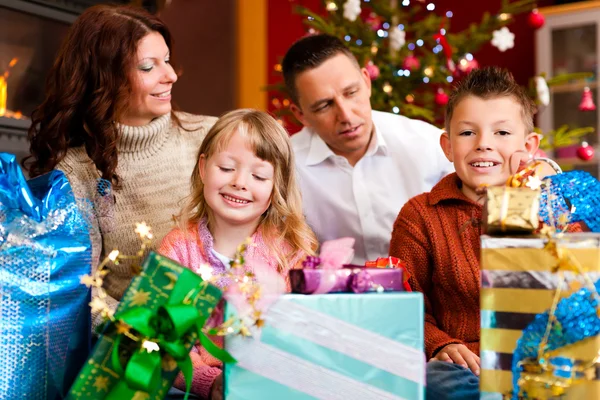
[{"x1": 57, "y1": 112, "x2": 216, "y2": 327}]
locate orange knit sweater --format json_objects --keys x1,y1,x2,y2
[{"x1": 389, "y1": 173, "x2": 482, "y2": 360}]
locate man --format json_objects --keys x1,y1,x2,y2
[{"x1": 283, "y1": 34, "x2": 454, "y2": 264}]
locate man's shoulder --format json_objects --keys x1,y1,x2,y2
[
  {"x1": 373, "y1": 110, "x2": 441, "y2": 138},
  {"x1": 290, "y1": 126, "x2": 312, "y2": 149},
  {"x1": 289, "y1": 127, "x2": 313, "y2": 166}
]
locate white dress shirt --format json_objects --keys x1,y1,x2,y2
[{"x1": 291, "y1": 110, "x2": 454, "y2": 264}]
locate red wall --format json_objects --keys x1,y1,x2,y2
[{"x1": 267, "y1": 0, "x2": 554, "y2": 127}]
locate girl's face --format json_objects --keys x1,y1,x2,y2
[
  {"x1": 200, "y1": 130, "x2": 275, "y2": 229},
  {"x1": 120, "y1": 32, "x2": 177, "y2": 126}
]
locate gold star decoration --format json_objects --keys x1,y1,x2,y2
[
  {"x1": 130, "y1": 289, "x2": 151, "y2": 306},
  {"x1": 135, "y1": 222, "x2": 152, "y2": 239},
  {"x1": 80, "y1": 274, "x2": 96, "y2": 288},
  {"x1": 100, "y1": 307, "x2": 114, "y2": 320},
  {"x1": 239, "y1": 326, "x2": 251, "y2": 337},
  {"x1": 539, "y1": 225, "x2": 555, "y2": 237},
  {"x1": 558, "y1": 213, "x2": 571, "y2": 227},
  {"x1": 93, "y1": 375, "x2": 110, "y2": 392},
  {"x1": 89, "y1": 297, "x2": 108, "y2": 314},
  {"x1": 525, "y1": 175, "x2": 543, "y2": 190},
  {"x1": 197, "y1": 264, "x2": 214, "y2": 281},
  {"x1": 115, "y1": 321, "x2": 131, "y2": 335},
  {"x1": 253, "y1": 310, "x2": 265, "y2": 328},
  {"x1": 142, "y1": 340, "x2": 160, "y2": 353},
  {"x1": 107, "y1": 250, "x2": 120, "y2": 262},
  {"x1": 132, "y1": 392, "x2": 151, "y2": 400},
  {"x1": 161, "y1": 354, "x2": 178, "y2": 372}
]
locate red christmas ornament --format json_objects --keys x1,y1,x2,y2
[
  {"x1": 365, "y1": 61, "x2": 380, "y2": 80},
  {"x1": 365, "y1": 13, "x2": 382, "y2": 31},
  {"x1": 579, "y1": 87, "x2": 596, "y2": 111},
  {"x1": 528, "y1": 9, "x2": 545, "y2": 30},
  {"x1": 403, "y1": 54, "x2": 421, "y2": 71},
  {"x1": 435, "y1": 88, "x2": 449, "y2": 106},
  {"x1": 577, "y1": 142, "x2": 595, "y2": 161},
  {"x1": 457, "y1": 56, "x2": 479, "y2": 75}
]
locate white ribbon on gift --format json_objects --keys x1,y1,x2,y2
[{"x1": 227, "y1": 299, "x2": 425, "y2": 399}]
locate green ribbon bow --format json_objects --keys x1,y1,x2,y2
[{"x1": 105, "y1": 267, "x2": 236, "y2": 400}]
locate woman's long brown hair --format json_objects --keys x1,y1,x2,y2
[{"x1": 23, "y1": 5, "x2": 178, "y2": 186}]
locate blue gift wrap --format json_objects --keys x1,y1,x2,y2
[
  {"x1": 224, "y1": 293, "x2": 425, "y2": 400},
  {"x1": 0, "y1": 153, "x2": 92, "y2": 399}
]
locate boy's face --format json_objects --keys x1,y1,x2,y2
[{"x1": 440, "y1": 95, "x2": 539, "y2": 202}]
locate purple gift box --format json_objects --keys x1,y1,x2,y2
[{"x1": 289, "y1": 266, "x2": 404, "y2": 294}]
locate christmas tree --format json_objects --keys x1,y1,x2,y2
[{"x1": 269, "y1": 0, "x2": 594, "y2": 154}]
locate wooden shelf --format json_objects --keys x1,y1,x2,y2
[
  {"x1": 550, "y1": 80, "x2": 597, "y2": 94},
  {"x1": 540, "y1": 1, "x2": 600, "y2": 17},
  {"x1": 555, "y1": 157, "x2": 598, "y2": 166}
]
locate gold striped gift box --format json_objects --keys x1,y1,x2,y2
[{"x1": 480, "y1": 234, "x2": 600, "y2": 400}]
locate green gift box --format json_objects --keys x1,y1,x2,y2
[{"x1": 68, "y1": 252, "x2": 225, "y2": 399}]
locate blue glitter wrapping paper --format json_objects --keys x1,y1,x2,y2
[
  {"x1": 0, "y1": 153, "x2": 92, "y2": 399},
  {"x1": 540, "y1": 171, "x2": 600, "y2": 232},
  {"x1": 511, "y1": 279, "x2": 600, "y2": 399}
]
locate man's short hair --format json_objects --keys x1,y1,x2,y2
[
  {"x1": 282, "y1": 34, "x2": 359, "y2": 105},
  {"x1": 445, "y1": 66, "x2": 536, "y2": 134}
]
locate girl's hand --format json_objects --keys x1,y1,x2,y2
[
  {"x1": 432, "y1": 343, "x2": 480, "y2": 376},
  {"x1": 210, "y1": 373, "x2": 223, "y2": 400}
]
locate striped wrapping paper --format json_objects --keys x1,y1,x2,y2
[
  {"x1": 224, "y1": 293, "x2": 425, "y2": 400},
  {"x1": 480, "y1": 234, "x2": 600, "y2": 400}
]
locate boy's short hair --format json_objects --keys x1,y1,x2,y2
[
  {"x1": 282, "y1": 34, "x2": 359, "y2": 105},
  {"x1": 445, "y1": 66, "x2": 536, "y2": 134}
]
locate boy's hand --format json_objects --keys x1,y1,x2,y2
[{"x1": 432, "y1": 344, "x2": 480, "y2": 376}]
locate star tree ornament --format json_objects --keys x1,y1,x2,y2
[
  {"x1": 535, "y1": 76, "x2": 550, "y2": 106},
  {"x1": 389, "y1": 26, "x2": 406, "y2": 51},
  {"x1": 343, "y1": 0, "x2": 361, "y2": 22},
  {"x1": 491, "y1": 27, "x2": 515, "y2": 52}
]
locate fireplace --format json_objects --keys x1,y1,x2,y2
[
  {"x1": 0, "y1": 1, "x2": 76, "y2": 165},
  {"x1": 0, "y1": 0, "x2": 143, "y2": 166}
]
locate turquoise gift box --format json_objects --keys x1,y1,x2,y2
[{"x1": 224, "y1": 293, "x2": 425, "y2": 400}]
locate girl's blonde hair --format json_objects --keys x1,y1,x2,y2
[{"x1": 179, "y1": 109, "x2": 318, "y2": 270}]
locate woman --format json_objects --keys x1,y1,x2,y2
[{"x1": 24, "y1": 5, "x2": 215, "y2": 327}]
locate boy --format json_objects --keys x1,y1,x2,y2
[{"x1": 389, "y1": 67, "x2": 541, "y2": 400}]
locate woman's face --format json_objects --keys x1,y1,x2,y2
[{"x1": 120, "y1": 31, "x2": 177, "y2": 126}]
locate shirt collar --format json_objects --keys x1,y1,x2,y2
[
  {"x1": 305, "y1": 115, "x2": 389, "y2": 166},
  {"x1": 428, "y1": 172, "x2": 481, "y2": 207}
]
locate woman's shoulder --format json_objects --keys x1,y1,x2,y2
[
  {"x1": 56, "y1": 147, "x2": 99, "y2": 199},
  {"x1": 173, "y1": 111, "x2": 217, "y2": 133}
]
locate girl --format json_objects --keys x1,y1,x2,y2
[{"x1": 159, "y1": 108, "x2": 318, "y2": 399}]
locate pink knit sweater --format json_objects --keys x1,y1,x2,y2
[{"x1": 158, "y1": 219, "x2": 297, "y2": 399}]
